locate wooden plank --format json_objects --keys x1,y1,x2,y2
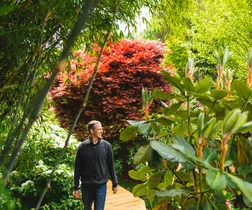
[{"x1": 104, "y1": 180, "x2": 146, "y2": 210}]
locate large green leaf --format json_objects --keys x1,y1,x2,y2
[
  {"x1": 206, "y1": 168, "x2": 227, "y2": 191},
  {"x1": 210, "y1": 89, "x2": 228, "y2": 100},
  {"x1": 164, "y1": 169, "x2": 173, "y2": 186},
  {"x1": 195, "y1": 76, "x2": 214, "y2": 93},
  {"x1": 155, "y1": 189, "x2": 189, "y2": 197},
  {"x1": 127, "y1": 120, "x2": 146, "y2": 127},
  {"x1": 226, "y1": 173, "x2": 252, "y2": 202},
  {"x1": 153, "y1": 89, "x2": 174, "y2": 100},
  {"x1": 163, "y1": 102, "x2": 183, "y2": 116},
  {"x1": 232, "y1": 80, "x2": 251, "y2": 100},
  {"x1": 148, "y1": 171, "x2": 164, "y2": 189},
  {"x1": 182, "y1": 77, "x2": 195, "y2": 92},
  {"x1": 155, "y1": 117, "x2": 174, "y2": 126},
  {"x1": 134, "y1": 145, "x2": 150, "y2": 165},
  {"x1": 132, "y1": 183, "x2": 147, "y2": 197},
  {"x1": 138, "y1": 123, "x2": 152, "y2": 134},
  {"x1": 162, "y1": 71, "x2": 185, "y2": 95},
  {"x1": 151, "y1": 121, "x2": 160, "y2": 133},
  {"x1": 197, "y1": 98, "x2": 225, "y2": 113},
  {"x1": 120, "y1": 126, "x2": 138, "y2": 141},
  {"x1": 138, "y1": 165, "x2": 154, "y2": 175},
  {"x1": 171, "y1": 136, "x2": 195, "y2": 156},
  {"x1": 128, "y1": 170, "x2": 147, "y2": 182},
  {"x1": 147, "y1": 188, "x2": 155, "y2": 202},
  {"x1": 150, "y1": 141, "x2": 186, "y2": 163},
  {"x1": 174, "y1": 110, "x2": 200, "y2": 119}
]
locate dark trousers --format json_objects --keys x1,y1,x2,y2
[{"x1": 81, "y1": 183, "x2": 107, "y2": 210}]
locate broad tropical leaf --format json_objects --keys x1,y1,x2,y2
[
  {"x1": 138, "y1": 123, "x2": 152, "y2": 134},
  {"x1": 153, "y1": 89, "x2": 174, "y2": 100},
  {"x1": 162, "y1": 71, "x2": 185, "y2": 95},
  {"x1": 195, "y1": 76, "x2": 214, "y2": 94},
  {"x1": 155, "y1": 189, "x2": 189, "y2": 197},
  {"x1": 147, "y1": 187, "x2": 155, "y2": 202},
  {"x1": 232, "y1": 80, "x2": 251, "y2": 100},
  {"x1": 134, "y1": 145, "x2": 150, "y2": 165},
  {"x1": 120, "y1": 126, "x2": 138, "y2": 141},
  {"x1": 155, "y1": 117, "x2": 174, "y2": 126},
  {"x1": 132, "y1": 183, "x2": 147, "y2": 197},
  {"x1": 138, "y1": 165, "x2": 154, "y2": 175},
  {"x1": 171, "y1": 136, "x2": 195, "y2": 156},
  {"x1": 128, "y1": 170, "x2": 147, "y2": 182},
  {"x1": 210, "y1": 89, "x2": 228, "y2": 100},
  {"x1": 182, "y1": 77, "x2": 195, "y2": 92},
  {"x1": 127, "y1": 120, "x2": 146, "y2": 127},
  {"x1": 150, "y1": 141, "x2": 186, "y2": 162},
  {"x1": 226, "y1": 173, "x2": 252, "y2": 202},
  {"x1": 148, "y1": 171, "x2": 164, "y2": 189},
  {"x1": 163, "y1": 102, "x2": 183, "y2": 116},
  {"x1": 206, "y1": 168, "x2": 227, "y2": 191}
]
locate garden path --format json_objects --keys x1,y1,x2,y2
[{"x1": 104, "y1": 180, "x2": 146, "y2": 210}]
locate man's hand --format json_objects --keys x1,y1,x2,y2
[
  {"x1": 112, "y1": 187, "x2": 118, "y2": 194},
  {"x1": 73, "y1": 190, "x2": 80, "y2": 198}
]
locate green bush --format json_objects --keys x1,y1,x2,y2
[{"x1": 2, "y1": 110, "x2": 83, "y2": 209}]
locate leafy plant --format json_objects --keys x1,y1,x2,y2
[
  {"x1": 120, "y1": 49, "x2": 252, "y2": 209},
  {"x1": 50, "y1": 39, "x2": 173, "y2": 141},
  {"x1": 1, "y1": 110, "x2": 83, "y2": 209}
]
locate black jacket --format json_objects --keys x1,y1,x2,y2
[{"x1": 73, "y1": 138, "x2": 118, "y2": 190}]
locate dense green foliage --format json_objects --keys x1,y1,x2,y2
[
  {"x1": 145, "y1": 0, "x2": 252, "y2": 79},
  {"x1": 0, "y1": 110, "x2": 83, "y2": 209},
  {"x1": 1, "y1": 0, "x2": 252, "y2": 209},
  {"x1": 120, "y1": 51, "x2": 252, "y2": 209}
]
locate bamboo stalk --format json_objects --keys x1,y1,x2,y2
[{"x1": 3, "y1": 0, "x2": 100, "y2": 185}]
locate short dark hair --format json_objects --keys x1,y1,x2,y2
[{"x1": 87, "y1": 120, "x2": 101, "y2": 132}]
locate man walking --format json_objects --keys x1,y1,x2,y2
[{"x1": 73, "y1": 120, "x2": 118, "y2": 210}]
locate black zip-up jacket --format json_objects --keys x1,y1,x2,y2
[{"x1": 73, "y1": 138, "x2": 118, "y2": 190}]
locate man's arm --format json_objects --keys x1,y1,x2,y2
[
  {"x1": 73, "y1": 147, "x2": 81, "y2": 198},
  {"x1": 107, "y1": 143, "x2": 118, "y2": 191}
]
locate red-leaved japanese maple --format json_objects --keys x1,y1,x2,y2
[{"x1": 50, "y1": 39, "x2": 173, "y2": 140}]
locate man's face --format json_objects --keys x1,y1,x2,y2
[{"x1": 91, "y1": 123, "x2": 103, "y2": 139}]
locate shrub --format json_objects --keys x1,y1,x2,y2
[
  {"x1": 50, "y1": 39, "x2": 173, "y2": 141},
  {"x1": 2, "y1": 110, "x2": 83, "y2": 210}
]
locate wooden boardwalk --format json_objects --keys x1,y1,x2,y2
[{"x1": 104, "y1": 180, "x2": 146, "y2": 210}]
